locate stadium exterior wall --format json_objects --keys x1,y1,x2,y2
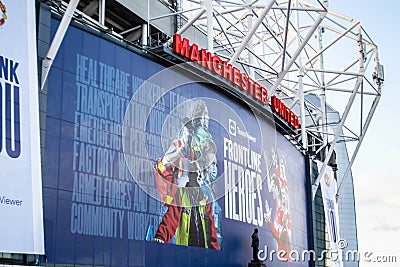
[{"x1": 35, "y1": 6, "x2": 313, "y2": 267}]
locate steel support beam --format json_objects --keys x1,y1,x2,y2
[
  {"x1": 142, "y1": 23, "x2": 148, "y2": 46},
  {"x1": 281, "y1": 0, "x2": 292, "y2": 72},
  {"x1": 150, "y1": 7, "x2": 202, "y2": 21},
  {"x1": 205, "y1": 0, "x2": 214, "y2": 53},
  {"x1": 295, "y1": 0, "x2": 307, "y2": 149},
  {"x1": 269, "y1": 9, "x2": 327, "y2": 96},
  {"x1": 312, "y1": 25, "x2": 365, "y2": 200},
  {"x1": 247, "y1": 1, "x2": 255, "y2": 77},
  {"x1": 164, "y1": 7, "x2": 206, "y2": 47},
  {"x1": 317, "y1": 26, "x2": 327, "y2": 152},
  {"x1": 303, "y1": 21, "x2": 359, "y2": 67},
  {"x1": 176, "y1": 8, "x2": 206, "y2": 36},
  {"x1": 336, "y1": 91, "x2": 380, "y2": 199},
  {"x1": 41, "y1": 0, "x2": 80, "y2": 89},
  {"x1": 99, "y1": 0, "x2": 106, "y2": 25},
  {"x1": 312, "y1": 76, "x2": 362, "y2": 199},
  {"x1": 336, "y1": 46, "x2": 382, "y2": 199},
  {"x1": 228, "y1": 0, "x2": 275, "y2": 64}
]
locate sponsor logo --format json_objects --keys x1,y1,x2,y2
[
  {"x1": 228, "y1": 119, "x2": 236, "y2": 136},
  {"x1": 228, "y1": 118, "x2": 257, "y2": 142},
  {"x1": 236, "y1": 126, "x2": 256, "y2": 143}
]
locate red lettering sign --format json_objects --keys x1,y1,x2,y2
[{"x1": 172, "y1": 34, "x2": 299, "y2": 130}]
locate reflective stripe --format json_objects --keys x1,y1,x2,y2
[{"x1": 175, "y1": 189, "x2": 208, "y2": 247}]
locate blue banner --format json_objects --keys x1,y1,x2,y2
[{"x1": 43, "y1": 18, "x2": 309, "y2": 267}]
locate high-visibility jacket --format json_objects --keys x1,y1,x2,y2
[
  {"x1": 154, "y1": 124, "x2": 219, "y2": 249},
  {"x1": 154, "y1": 188, "x2": 219, "y2": 249},
  {"x1": 175, "y1": 188, "x2": 208, "y2": 247}
]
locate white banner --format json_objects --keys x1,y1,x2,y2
[
  {"x1": 317, "y1": 161, "x2": 342, "y2": 267},
  {"x1": 0, "y1": 0, "x2": 44, "y2": 254}
]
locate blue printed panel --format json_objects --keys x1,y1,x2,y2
[{"x1": 43, "y1": 18, "x2": 309, "y2": 267}]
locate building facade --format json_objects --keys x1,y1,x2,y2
[{"x1": 0, "y1": 0, "x2": 383, "y2": 266}]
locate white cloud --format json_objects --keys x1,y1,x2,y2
[{"x1": 352, "y1": 174, "x2": 400, "y2": 266}]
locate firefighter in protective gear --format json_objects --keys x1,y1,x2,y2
[{"x1": 154, "y1": 100, "x2": 219, "y2": 249}]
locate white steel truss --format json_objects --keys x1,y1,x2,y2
[
  {"x1": 43, "y1": 0, "x2": 383, "y2": 200},
  {"x1": 162, "y1": 0, "x2": 383, "y2": 200}
]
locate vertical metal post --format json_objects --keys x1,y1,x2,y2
[
  {"x1": 317, "y1": 26, "x2": 327, "y2": 151},
  {"x1": 299, "y1": 72, "x2": 307, "y2": 149},
  {"x1": 205, "y1": 0, "x2": 214, "y2": 53},
  {"x1": 247, "y1": 1, "x2": 255, "y2": 77},
  {"x1": 142, "y1": 23, "x2": 148, "y2": 46},
  {"x1": 147, "y1": 0, "x2": 150, "y2": 46},
  {"x1": 262, "y1": 34, "x2": 266, "y2": 62},
  {"x1": 296, "y1": 0, "x2": 307, "y2": 149},
  {"x1": 99, "y1": 0, "x2": 106, "y2": 25}
]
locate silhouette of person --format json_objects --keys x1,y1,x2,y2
[{"x1": 251, "y1": 228, "x2": 259, "y2": 262}]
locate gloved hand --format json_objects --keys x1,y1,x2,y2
[{"x1": 264, "y1": 200, "x2": 272, "y2": 223}]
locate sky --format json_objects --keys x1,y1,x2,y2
[{"x1": 328, "y1": 1, "x2": 400, "y2": 266}]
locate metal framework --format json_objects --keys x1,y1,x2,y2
[
  {"x1": 42, "y1": 0, "x2": 383, "y2": 200},
  {"x1": 160, "y1": 0, "x2": 383, "y2": 200}
]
